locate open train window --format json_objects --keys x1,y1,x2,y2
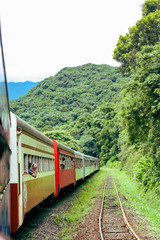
[
  {"x1": 24, "y1": 154, "x2": 28, "y2": 171},
  {"x1": 59, "y1": 154, "x2": 74, "y2": 170},
  {"x1": 23, "y1": 154, "x2": 54, "y2": 173},
  {"x1": 75, "y1": 158, "x2": 82, "y2": 169}
]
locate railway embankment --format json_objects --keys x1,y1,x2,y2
[{"x1": 12, "y1": 167, "x2": 160, "y2": 240}]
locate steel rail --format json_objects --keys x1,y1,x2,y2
[
  {"x1": 112, "y1": 175, "x2": 141, "y2": 240},
  {"x1": 99, "y1": 175, "x2": 107, "y2": 240}
]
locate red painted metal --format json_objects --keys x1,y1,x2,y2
[
  {"x1": 59, "y1": 148, "x2": 76, "y2": 189},
  {"x1": 59, "y1": 169, "x2": 75, "y2": 189},
  {"x1": 10, "y1": 183, "x2": 19, "y2": 233},
  {"x1": 59, "y1": 149, "x2": 74, "y2": 157},
  {"x1": 52, "y1": 139, "x2": 59, "y2": 197}
]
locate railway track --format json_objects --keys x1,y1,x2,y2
[{"x1": 99, "y1": 174, "x2": 141, "y2": 240}]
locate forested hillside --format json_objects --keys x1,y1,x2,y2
[
  {"x1": 10, "y1": 63, "x2": 128, "y2": 159},
  {"x1": 112, "y1": 0, "x2": 160, "y2": 194}
]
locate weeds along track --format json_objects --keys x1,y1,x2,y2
[{"x1": 99, "y1": 174, "x2": 141, "y2": 240}]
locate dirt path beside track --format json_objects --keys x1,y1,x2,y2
[{"x1": 11, "y1": 186, "x2": 82, "y2": 240}]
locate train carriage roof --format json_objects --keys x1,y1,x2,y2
[
  {"x1": 84, "y1": 154, "x2": 96, "y2": 161},
  {"x1": 11, "y1": 112, "x2": 54, "y2": 147},
  {"x1": 56, "y1": 140, "x2": 75, "y2": 155},
  {"x1": 74, "y1": 151, "x2": 82, "y2": 159}
]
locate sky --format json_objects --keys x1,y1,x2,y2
[{"x1": 0, "y1": 0, "x2": 144, "y2": 82}]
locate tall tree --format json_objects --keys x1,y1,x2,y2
[
  {"x1": 120, "y1": 43, "x2": 160, "y2": 156},
  {"x1": 113, "y1": 0, "x2": 160, "y2": 76}
]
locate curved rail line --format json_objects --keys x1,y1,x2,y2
[{"x1": 99, "y1": 173, "x2": 141, "y2": 240}]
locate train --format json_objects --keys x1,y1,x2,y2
[
  {"x1": 0, "y1": 23, "x2": 11, "y2": 239},
  {"x1": 0, "y1": 24, "x2": 100, "y2": 237},
  {"x1": 10, "y1": 112, "x2": 100, "y2": 233}
]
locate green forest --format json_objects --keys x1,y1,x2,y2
[{"x1": 10, "y1": 0, "x2": 160, "y2": 194}]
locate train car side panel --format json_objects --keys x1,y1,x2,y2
[
  {"x1": 10, "y1": 184, "x2": 18, "y2": 233},
  {"x1": 59, "y1": 169, "x2": 75, "y2": 188},
  {"x1": 21, "y1": 130, "x2": 55, "y2": 214},
  {"x1": 10, "y1": 113, "x2": 19, "y2": 233},
  {"x1": 75, "y1": 168, "x2": 83, "y2": 181},
  {"x1": 23, "y1": 172, "x2": 55, "y2": 213}
]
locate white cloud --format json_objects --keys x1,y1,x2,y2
[{"x1": 0, "y1": 0, "x2": 144, "y2": 82}]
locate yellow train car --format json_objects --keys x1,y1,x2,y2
[{"x1": 10, "y1": 112, "x2": 55, "y2": 233}]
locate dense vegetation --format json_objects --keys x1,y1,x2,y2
[
  {"x1": 10, "y1": 0, "x2": 160, "y2": 194},
  {"x1": 10, "y1": 64, "x2": 127, "y2": 160},
  {"x1": 112, "y1": 0, "x2": 160, "y2": 195}
]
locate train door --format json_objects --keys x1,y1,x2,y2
[{"x1": 0, "y1": 23, "x2": 11, "y2": 238}]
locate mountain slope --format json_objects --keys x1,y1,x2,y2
[
  {"x1": 10, "y1": 63, "x2": 129, "y2": 155},
  {"x1": 10, "y1": 64, "x2": 126, "y2": 128}
]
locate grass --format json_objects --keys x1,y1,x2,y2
[
  {"x1": 110, "y1": 168, "x2": 160, "y2": 234},
  {"x1": 60, "y1": 166, "x2": 160, "y2": 239},
  {"x1": 59, "y1": 168, "x2": 107, "y2": 239}
]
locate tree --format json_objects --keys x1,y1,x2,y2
[
  {"x1": 142, "y1": 0, "x2": 160, "y2": 17},
  {"x1": 113, "y1": 1, "x2": 160, "y2": 76},
  {"x1": 120, "y1": 43, "x2": 160, "y2": 157},
  {"x1": 44, "y1": 129, "x2": 79, "y2": 151}
]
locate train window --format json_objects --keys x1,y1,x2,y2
[
  {"x1": 28, "y1": 155, "x2": 31, "y2": 164},
  {"x1": 46, "y1": 159, "x2": 48, "y2": 171},
  {"x1": 39, "y1": 157, "x2": 42, "y2": 172},
  {"x1": 23, "y1": 154, "x2": 54, "y2": 173},
  {"x1": 75, "y1": 158, "x2": 82, "y2": 169},
  {"x1": 24, "y1": 154, "x2": 28, "y2": 171},
  {"x1": 32, "y1": 155, "x2": 35, "y2": 165},
  {"x1": 69, "y1": 158, "x2": 71, "y2": 169},
  {"x1": 71, "y1": 158, "x2": 74, "y2": 169},
  {"x1": 45, "y1": 159, "x2": 48, "y2": 171},
  {"x1": 59, "y1": 154, "x2": 65, "y2": 170},
  {"x1": 48, "y1": 159, "x2": 51, "y2": 170},
  {"x1": 59, "y1": 154, "x2": 74, "y2": 170},
  {"x1": 42, "y1": 158, "x2": 44, "y2": 171},
  {"x1": 38, "y1": 157, "x2": 41, "y2": 172},
  {"x1": 37, "y1": 156, "x2": 39, "y2": 171},
  {"x1": 65, "y1": 156, "x2": 68, "y2": 169},
  {"x1": 35, "y1": 156, "x2": 38, "y2": 167},
  {"x1": 84, "y1": 159, "x2": 90, "y2": 167},
  {"x1": 68, "y1": 157, "x2": 70, "y2": 169},
  {"x1": 43, "y1": 158, "x2": 45, "y2": 171}
]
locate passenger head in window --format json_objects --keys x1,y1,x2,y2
[
  {"x1": 60, "y1": 163, "x2": 65, "y2": 170},
  {"x1": 24, "y1": 163, "x2": 37, "y2": 178}
]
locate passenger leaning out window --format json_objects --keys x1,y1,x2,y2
[{"x1": 24, "y1": 163, "x2": 37, "y2": 178}]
